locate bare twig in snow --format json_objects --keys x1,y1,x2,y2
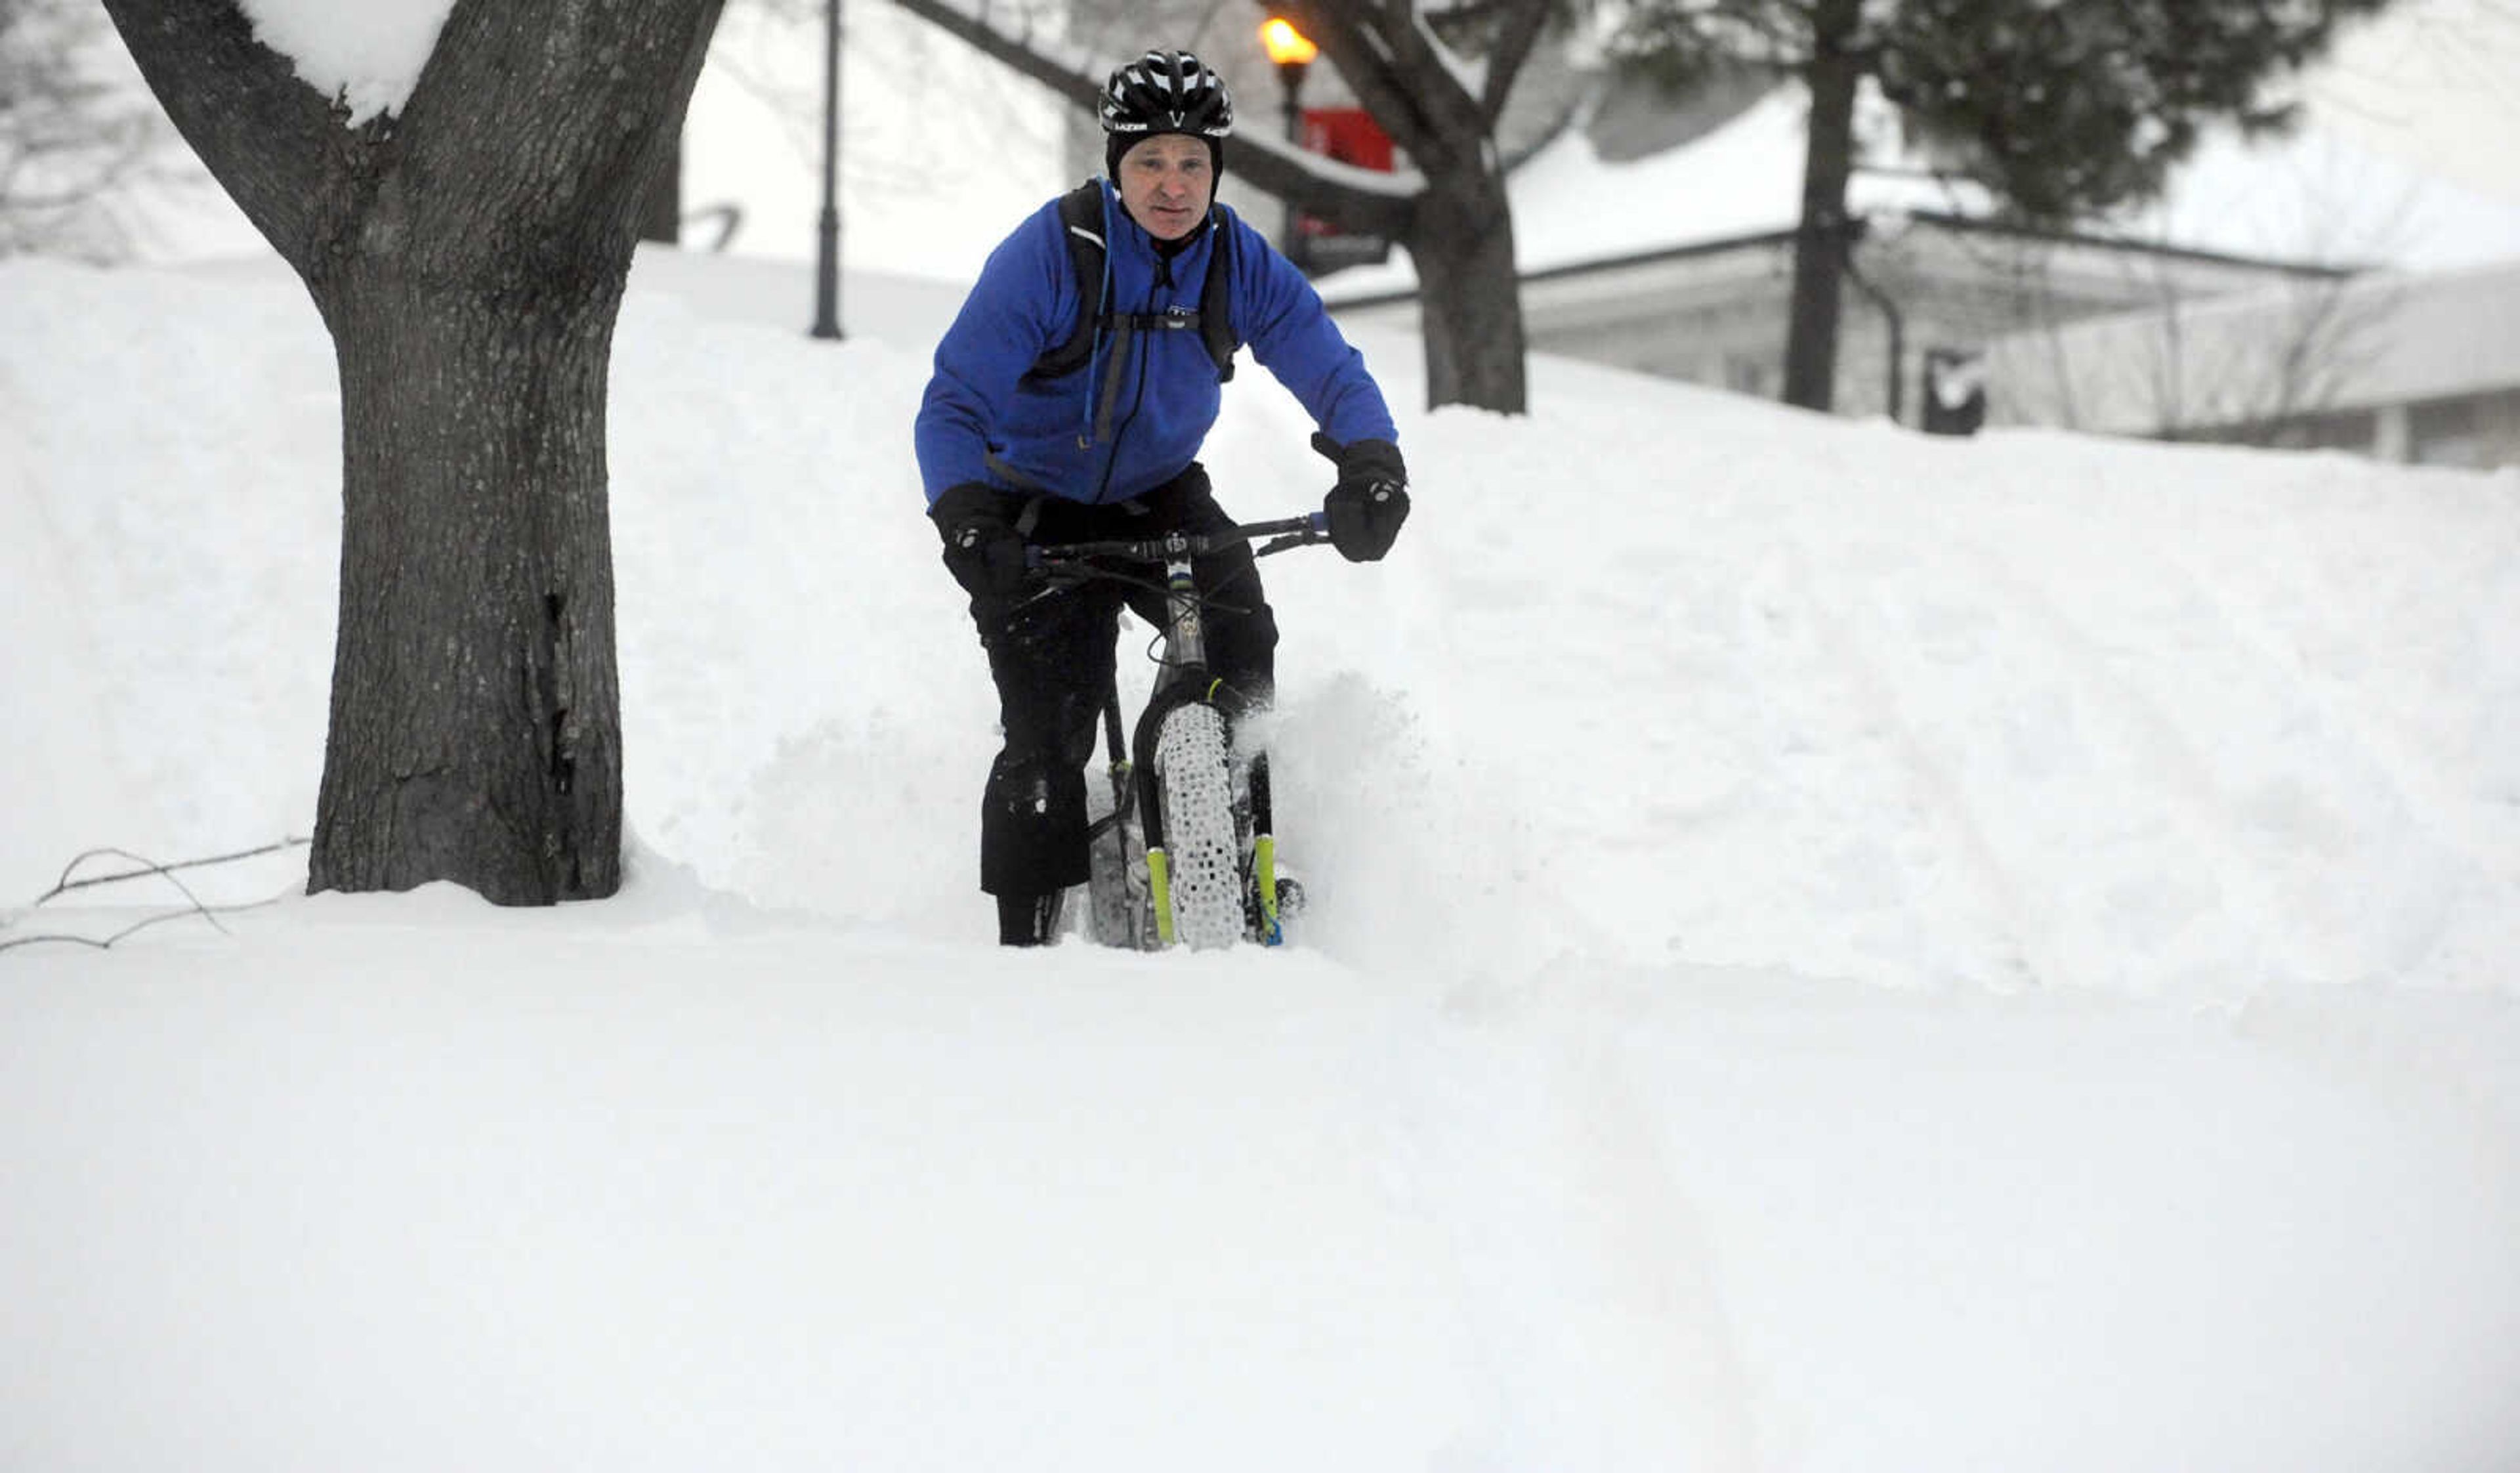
[{"x1": 1, "y1": 836, "x2": 310, "y2": 958}]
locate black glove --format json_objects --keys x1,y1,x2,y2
[
  {"x1": 929, "y1": 483, "x2": 1031, "y2": 603},
  {"x1": 1322, "y1": 437, "x2": 1410, "y2": 563}
]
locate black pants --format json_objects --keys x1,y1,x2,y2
[{"x1": 967, "y1": 463, "x2": 1278, "y2": 897}]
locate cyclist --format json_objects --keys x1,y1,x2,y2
[{"x1": 915, "y1": 47, "x2": 1411, "y2": 947}]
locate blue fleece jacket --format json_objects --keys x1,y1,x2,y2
[{"x1": 915, "y1": 180, "x2": 1398, "y2": 507}]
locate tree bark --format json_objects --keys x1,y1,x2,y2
[
  {"x1": 1282, "y1": 0, "x2": 1530, "y2": 413},
  {"x1": 1412, "y1": 163, "x2": 1527, "y2": 414},
  {"x1": 1782, "y1": 0, "x2": 1860, "y2": 413},
  {"x1": 306, "y1": 267, "x2": 625, "y2": 900},
  {"x1": 104, "y1": 0, "x2": 723, "y2": 903},
  {"x1": 639, "y1": 133, "x2": 682, "y2": 245}
]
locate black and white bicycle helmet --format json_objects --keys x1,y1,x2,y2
[{"x1": 1100, "y1": 49, "x2": 1234, "y2": 177}]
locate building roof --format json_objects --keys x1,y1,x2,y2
[
  {"x1": 1986, "y1": 255, "x2": 2520, "y2": 434},
  {"x1": 1320, "y1": 77, "x2": 2520, "y2": 307}
]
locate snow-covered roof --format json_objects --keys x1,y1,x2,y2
[
  {"x1": 1988, "y1": 254, "x2": 2520, "y2": 434},
  {"x1": 1321, "y1": 77, "x2": 2520, "y2": 305}
]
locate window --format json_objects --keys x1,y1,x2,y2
[{"x1": 2409, "y1": 396, "x2": 2492, "y2": 469}]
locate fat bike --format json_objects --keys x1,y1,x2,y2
[{"x1": 1027, "y1": 513, "x2": 1327, "y2": 951}]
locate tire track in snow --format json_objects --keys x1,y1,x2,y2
[
  {"x1": 2144, "y1": 521, "x2": 2520, "y2": 979},
  {"x1": 1779, "y1": 487, "x2": 2338, "y2": 989},
  {"x1": 1908, "y1": 526, "x2": 2298, "y2": 977},
  {"x1": 1389, "y1": 985, "x2": 1761, "y2": 1472},
  {"x1": 1763, "y1": 525, "x2": 2058, "y2": 987},
  {"x1": 1925, "y1": 506, "x2": 2490, "y2": 985}
]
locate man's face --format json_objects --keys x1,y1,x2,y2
[{"x1": 1116, "y1": 133, "x2": 1214, "y2": 242}]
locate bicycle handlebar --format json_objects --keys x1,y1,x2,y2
[{"x1": 1027, "y1": 512, "x2": 1330, "y2": 571}]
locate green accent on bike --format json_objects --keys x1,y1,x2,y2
[
  {"x1": 1148, "y1": 847, "x2": 1175, "y2": 946},
  {"x1": 1253, "y1": 834, "x2": 1278, "y2": 929},
  {"x1": 1205, "y1": 677, "x2": 1225, "y2": 702}
]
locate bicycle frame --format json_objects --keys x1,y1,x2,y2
[{"x1": 1030, "y1": 511, "x2": 1325, "y2": 713}]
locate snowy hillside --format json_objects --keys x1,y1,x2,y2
[{"x1": 4, "y1": 247, "x2": 2518, "y2": 1472}]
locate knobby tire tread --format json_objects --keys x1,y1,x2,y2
[{"x1": 1154, "y1": 702, "x2": 1241, "y2": 950}]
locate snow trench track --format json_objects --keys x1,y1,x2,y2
[
  {"x1": 1154, "y1": 702, "x2": 1243, "y2": 950},
  {"x1": 1775, "y1": 481, "x2": 2488, "y2": 991},
  {"x1": 1384, "y1": 986, "x2": 1762, "y2": 1467}
]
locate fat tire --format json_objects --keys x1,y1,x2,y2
[{"x1": 1154, "y1": 702, "x2": 1242, "y2": 950}]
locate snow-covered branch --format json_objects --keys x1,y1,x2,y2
[{"x1": 99, "y1": 0, "x2": 354, "y2": 263}]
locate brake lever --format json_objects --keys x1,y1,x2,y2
[{"x1": 1255, "y1": 512, "x2": 1332, "y2": 559}]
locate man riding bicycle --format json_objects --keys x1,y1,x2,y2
[{"x1": 914, "y1": 47, "x2": 1411, "y2": 947}]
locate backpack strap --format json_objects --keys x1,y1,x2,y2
[
  {"x1": 1028, "y1": 183, "x2": 1242, "y2": 384},
  {"x1": 1200, "y1": 203, "x2": 1240, "y2": 383},
  {"x1": 1026, "y1": 180, "x2": 1111, "y2": 383}
]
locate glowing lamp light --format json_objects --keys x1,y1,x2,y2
[{"x1": 1260, "y1": 17, "x2": 1318, "y2": 68}]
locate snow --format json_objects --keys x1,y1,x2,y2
[
  {"x1": 5, "y1": 237, "x2": 2519, "y2": 1470},
  {"x1": 232, "y1": 0, "x2": 452, "y2": 125}
]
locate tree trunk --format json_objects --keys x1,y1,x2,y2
[
  {"x1": 1410, "y1": 163, "x2": 1526, "y2": 414},
  {"x1": 1274, "y1": 1, "x2": 1534, "y2": 415},
  {"x1": 304, "y1": 267, "x2": 624, "y2": 900},
  {"x1": 1783, "y1": 0, "x2": 1862, "y2": 413},
  {"x1": 104, "y1": 0, "x2": 723, "y2": 903},
  {"x1": 639, "y1": 131, "x2": 682, "y2": 245}
]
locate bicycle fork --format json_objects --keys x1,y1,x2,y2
[
  {"x1": 1246, "y1": 752, "x2": 1284, "y2": 946},
  {"x1": 1140, "y1": 545, "x2": 1286, "y2": 947}
]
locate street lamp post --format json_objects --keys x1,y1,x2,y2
[
  {"x1": 1259, "y1": 17, "x2": 1317, "y2": 274},
  {"x1": 810, "y1": 0, "x2": 845, "y2": 340}
]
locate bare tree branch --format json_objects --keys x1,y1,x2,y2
[
  {"x1": 889, "y1": 0, "x2": 1416, "y2": 234},
  {"x1": 0, "y1": 841, "x2": 304, "y2": 956},
  {"x1": 1482, "y1": 0, "x2": 1557, "y2": 126},
  {"x1": 1280, "y1": 3, "x2": 1444, "y2": 161},
  {"x1": 0, "y1": 906, "x2": 273, "y2": 956},
  {"x1": 37, "y1": 836, "x2": 312, "y2": 905},
  {"x1": 881, "y1": 0, "x2": 1103, "y2": 108},
  {"x1": 98, "y1": 0, "x2": 356, "y2": 265}
]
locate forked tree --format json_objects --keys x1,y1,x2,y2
[{"x1": 103, "y1": 0, "x2": 724, "y2": 903}]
